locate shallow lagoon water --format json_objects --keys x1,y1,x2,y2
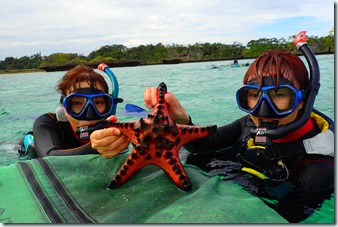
[
  {"x1": 0, "y1": 55, "x2": 334, "y2": 223},
  {"x1": 0, "y1": 55, "x2": 334, "y2": 144},
  {"x1": 0, "y1": 55, "x2": 335, "y2": 164}
]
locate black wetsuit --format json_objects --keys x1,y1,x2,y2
[
  {"x1": 33, "y1": 113, "x2": 99, "y2": 157},
  {"x1": 185, "y1": 111, "x2": 334, "y2": 223}
]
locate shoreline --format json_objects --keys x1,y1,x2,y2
[
  {"x1": 1, "y1": 52, "x2": 333, "y2": 75},
  {"x1": 0, "y1": 68, "x2": 45, "y2": 74}
]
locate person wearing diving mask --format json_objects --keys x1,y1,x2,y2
[
  {"x1": 33, "y1": 64, "x2": 130, "y2": 158},
  {"x1": 143, "y1": 50, "x2": 333, "y2": 222}
]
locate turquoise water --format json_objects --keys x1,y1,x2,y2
[
  {"x1": 0, "y1": 55, "x2": 335, "y2": 222},
  {"x1": 0, "y1": 55, "x2": 334, "y2": 164}
]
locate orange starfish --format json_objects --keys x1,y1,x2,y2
[{"x1": 105, "y1": 82, "x2": 217, "y2": 191}]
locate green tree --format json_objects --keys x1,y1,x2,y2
[{"x1": 87, "y1": 44, "x2": 127, "y2": 60}]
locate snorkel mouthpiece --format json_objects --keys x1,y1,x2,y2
[
  {"x1": 250, "y1": 31, "x2": 320, "y2": 144},
  {"x1": 76, "y1": 121, "x2": 106, "y2": 140}
]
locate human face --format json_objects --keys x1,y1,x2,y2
[{"x1": 64, "y1": 81, "x2": 107, "y2": 130}]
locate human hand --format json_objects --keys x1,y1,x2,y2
[
  {"x1": 90, "y1": 116, "x2": 130, "y2": 158},
  {"x1": 144, "y1": 87, "x2": 190, "y2": 124}
]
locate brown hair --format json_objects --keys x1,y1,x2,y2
[
  {"x1": 243, "y1": 50, "x2": 308, "y2": 89},
  {"x1": 57, "y1": 64, "x2": 109, "y2": 95}
]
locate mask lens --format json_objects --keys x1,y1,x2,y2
[
  {"x1": 266, "y1": 87, "x2": 296, "y2": 112},
  {"x1": 93, "y1": 96, "x2": 112, "y2": 114},
  {"x1": 247, "y1": 88, "x2": 261, "y2": 110},
  {"x1": 67, "y1": 96, "x2": 87, "y2": 114},
  {"x1": 237, "y1": 86, "x2": 262, "y2": 112}
]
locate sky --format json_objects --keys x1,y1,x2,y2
[{"x1": 0, "y1": 0, "x2": 334, "y2": 60}]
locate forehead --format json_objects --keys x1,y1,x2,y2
[
  {"x1": 247, "y1": 76, "x2": 295, "y2": 87},
  {"x1": 67, "y1": 81, "x2": 105, "y2": 94}
]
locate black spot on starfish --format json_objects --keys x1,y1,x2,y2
[{"x1": 104, "y1": 82, "x2": 217, "y2": 191}]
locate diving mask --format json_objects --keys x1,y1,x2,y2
[
  {"x1": 61, "y1": 88, "x2": 113, "y2": 120},
  {"x1": 236, "y1": 78, "x2": 303, "y2": 118}
]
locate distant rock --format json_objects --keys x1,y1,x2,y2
[{"x1": 162, "y1": 59, "x2": 182, "y2": 64}]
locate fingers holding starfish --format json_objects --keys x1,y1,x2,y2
[
  {"x1": 91, "y1": 116, "x2": 131, "y2": 158},
  {"x1": 144, "y1": 87, "x2": 190, "y2": 124}
]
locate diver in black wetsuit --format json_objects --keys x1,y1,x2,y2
[
  {"x1": 33, "y1": 64, "x2": 130, "y2": 158},
  {"x1": 143, "y1": 46, "x2": 334, "y2": 221}
]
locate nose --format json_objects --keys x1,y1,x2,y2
[
  {"x1": 84, "y1": 105, "x2": 100, "y2": 120},
  {"x1": 254, "y1": 99, "x2": 275, "y2": 118}
]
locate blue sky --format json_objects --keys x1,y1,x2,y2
[{"x1": 0, "y1": 0, "x2": 334, "y2": 60}]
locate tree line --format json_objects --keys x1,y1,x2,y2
[{"x1": 0, "y1": 28, "x2": 334, "y2": 72}]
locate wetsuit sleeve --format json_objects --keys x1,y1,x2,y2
[
  {"x1": 33, "y1": 113, "x2": 98, "y2": 157},
  {"x1": 184, "y1": 115, "x2": 248, "y2": 153},
  {"x1": 296, "y1": 154, "x2": 334, "y2": 192},
  {"x1": 276, "y1": 154, "x2": 334, "y2": 222}
]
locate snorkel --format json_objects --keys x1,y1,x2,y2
[
  {"x1": 98, "y1": 63, "x2": 124, "y2": 115},
  {"x1": 250, "y1": 31, "x2": 320, "y2": 145}
]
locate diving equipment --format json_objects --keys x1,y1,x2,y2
[
  {"x1": 62, "y1": 88, "x2": 113, "y2": 120},
  {"x1": 236, "y1": 77, "x2": 303, "y2": 118},
  {"x1": 237, "y1": 141, "x2": 290, "y2": 181},
  {"x1": 75, "y1": 121, "x2": 107, "y2": 140},
  {"x1": 98, "y1": 63, "x2": 124, "y2": 115}
]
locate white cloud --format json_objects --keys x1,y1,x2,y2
[{"x1": 0, "y1": 0, "x2": 334, "y2": 60}]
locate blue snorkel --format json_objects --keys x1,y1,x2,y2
[
  {"x1": 250, "y1": 31, "x2": 321, "y2": 144},
  {"x1": 98, "y1": 63, "x2": 124, "y2": 115}
]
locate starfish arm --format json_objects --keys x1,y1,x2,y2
[
  {"x1": 108, "y1": 148, "x2": 150, "y2": 189},
  {"x1": 104, "y1": 121, "x2": 138, "y2": 144},
  {"x1": 152, "y1": 151, "x2": 192, "y2": 191},
  {"x1": 177, "y1": 124, "x2": 217, "y2": 145}
]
